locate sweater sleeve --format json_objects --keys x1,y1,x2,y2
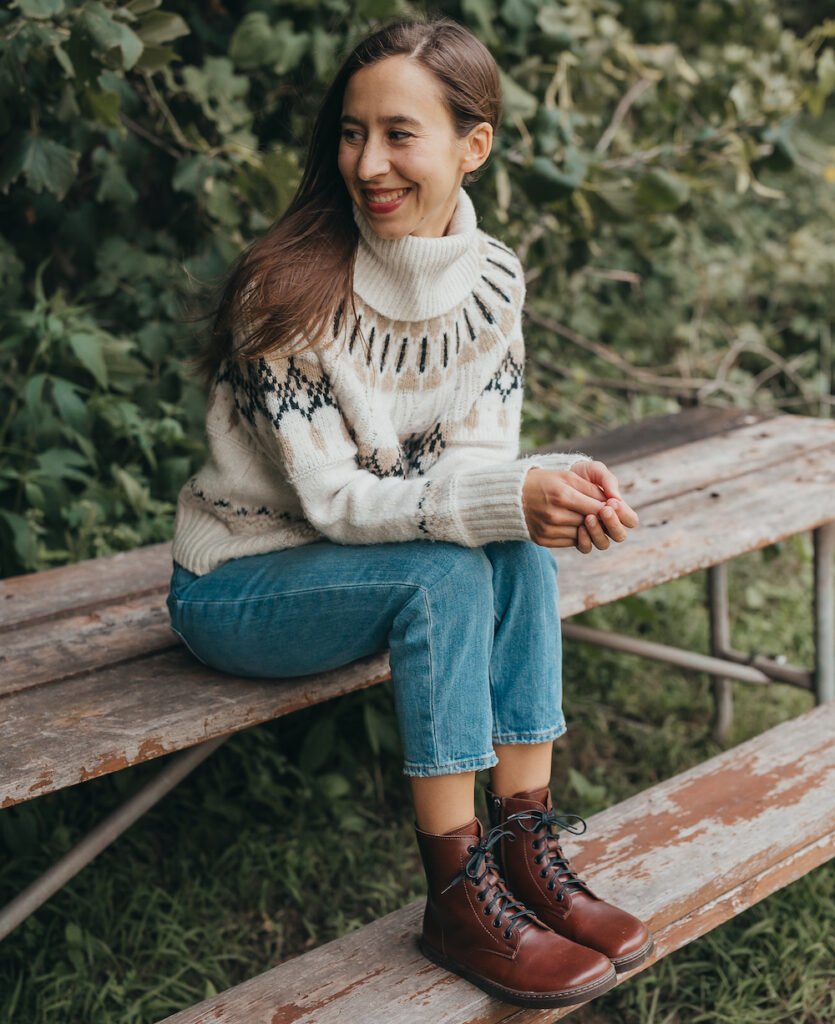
[{"x1": 414, "y1": 305, "x2": 594, "y2": 543}]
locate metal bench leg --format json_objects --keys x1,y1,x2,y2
[
  {"x1": 814, "y1": 521, "x2": 835, "y2": 704},
  {"x1": 0, "y1": 736, "x2": 229, "y2": 943},
  {"x1": 708, "y1": 563, "x2": 734, "y2": 744}
]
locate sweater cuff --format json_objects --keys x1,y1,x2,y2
[
  {"x1": 447, "y1": 459, "x2": 534, "y2": 546},
  {"x1": 448, "y1": 451, "x2": 595, "y2": 547},
  {"x1": 520, "y1": 450, "x2": 594, "y2": 472}
]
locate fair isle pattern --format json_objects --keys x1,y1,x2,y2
[{"x1": 170, "y1": 185, "x2": 592, "y2": 575}]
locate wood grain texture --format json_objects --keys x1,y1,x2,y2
[
  {"x1": 156, "y1": 702, "x2": 835, "y2": 1024},
  {"x1": 0, "y1": 649, "x2": 392, "y2": 807},
  {"x1": 533, "y1": 408, "x2": 774, "y2": 466},
  {"x1": 0, "y1": 542, "x2": 172, "y2": 632}
]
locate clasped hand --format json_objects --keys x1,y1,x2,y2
[{"x1": 521, "y1": 460, "x2": 639, "y2": 554}]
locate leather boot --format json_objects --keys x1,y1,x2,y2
[
  {"x1": 485, "y1": 784, "x2": 654, "y2": 973},
  {"x1": 414, "y1": 814, "x2": 617, "y2": 1008}
]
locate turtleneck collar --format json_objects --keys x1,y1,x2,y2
[{"x1": 350, "y1": 185, "x2": 482, "y2": 321}]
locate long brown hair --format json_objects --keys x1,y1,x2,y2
[{"x1": 182, "y1": 13, "x2": 502, "y2": 392}]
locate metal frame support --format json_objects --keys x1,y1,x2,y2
[
  {"x1": 564, "y1": 521, "x2": 835, "y2": 743},
  {"x1": 814, "y1": 521, "x2": 835, "y2": 704},
  {"x1": 0, "y1": 735, "x2": 229, "y2": 942},
  {"x1": 708, "y1": 562, "x2": 734, "y2": 744}
]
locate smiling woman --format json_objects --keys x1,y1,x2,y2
[
  {"x1": 168, "y1": 12, "x2": 647, "y2": 1011},
  {"x1": 337, "y1": 55, "x2": 493, "y2": 238}
]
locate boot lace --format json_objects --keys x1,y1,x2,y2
[
  {"x1": 440, "y1": 824, "x2": 539, "y2": 939},
  {"x1": 504, "y1": 809, "x2": 594, "y2": 903}
]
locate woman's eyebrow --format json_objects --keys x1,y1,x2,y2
[{"x1": 340, "y1": 114, "x2": 423, "y2": 129}]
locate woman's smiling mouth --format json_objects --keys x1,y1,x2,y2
[{"x1": 363, "y1": 187, "x2": 412, "y2": 212}]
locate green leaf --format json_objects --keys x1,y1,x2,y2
[
  {"x1": 135, "y1": 44, "x2": 179, "y2": 73},
  {"x1": 499, "y1": 69, "x2": 538, "y2": 120},
  {"x1": 522, "y1": 151, "x2": 588, "y2": 201},
  {"x1": 636, "y1": 168, "x2": 691, "y2": 212},
  {"x1": 78, "y1": 2, "x2": 144, "y2": 71},
  {"x1": 68, "y1": 332, "x2": 108, "y2": 387},
  {"x1": 0, "y1": 510, "x2": 39, "y2": 568},
  {"x1": 82, "y1": 85, "x2": 121, "y2": 126},
  {"x1": 51, "y1": 378, "x2": 89, "y2": 431},
  {"x1": 135, "y1": 10, "x2": 189, "y2": 46},
  {"x1": 18, "y1": 0, "x2": 64, "y2": 17},
  {"x1": 93, "y1": 146, "x2": 138, "y2": 205},
  {"x1": 0, "y1": 133, "x2": 79, "y2": 199},
  {"x1": 181, "y1": 57, "x2": 251, "y2": 133}
]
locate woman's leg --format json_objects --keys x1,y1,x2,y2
[
  {"x1": 167, "y1": 539, "x2": 496, "y2": 834},
  {"x1": 481, "y1": 540, "x2": 565, "y2": 794}
]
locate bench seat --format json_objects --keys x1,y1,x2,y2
[
  {"x1": 156, "y1": 700, "x2": 835, "y2": 1024},
  {"x1": 3, "y1": 409, "x2": 835, "y2": 808}
]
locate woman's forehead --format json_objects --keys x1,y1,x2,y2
[{"x1": 342, "y1": 57, "x2": 446, "y2": 119}]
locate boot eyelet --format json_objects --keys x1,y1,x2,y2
[
  {"x1": 503, "y1": 929, "x2": 511, "y2": 939},
  {"x1": 556, "y1": 893, "x2": 564, "y2": 902},
  {"x1": 466, "y1": 845, "x2": 474, "y2": 854},
  {"x1": 547, "y1": 882, "x2": 554, "y2": 890},
  {"x1": 477, "y1": 891, "x2": 485, "y2": 901},
  {"x1": 533, "y1": 854, "x2": 541, "y2": 864},
  {"x1": 532, "y1": 840, "x2": 539, "y2": 849},
  {"x1": 540, "y1": 869, "x2": 547, "y2": 877},
  {"x1": 484, "y1": 907, "x2": 491, "y2": 915}
]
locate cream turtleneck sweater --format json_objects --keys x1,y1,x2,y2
[{"x1": 170, "y1": 185, "x2": 591, "y2": 576}]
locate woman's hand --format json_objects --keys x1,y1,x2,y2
[
  {"x1": 569, "y1": 460, "x2": 639, "y2": 554},
  {"x1": 521, "y1": 461, "x2": 639, "y2": 552}
]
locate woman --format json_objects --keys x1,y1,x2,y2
[{"x1": 167, "y1": 14, "x2": 652, "y2": 1010}]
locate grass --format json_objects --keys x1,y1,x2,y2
[{"x1": 0, "y1": 532, "x2": 832, "y2": 1023}]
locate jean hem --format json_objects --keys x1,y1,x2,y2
[
  {"x1": 491, "y1": 720, "x2": 567, "y2": 745},
  {"x1": 402, "y1": 752, "x2": 499, "y2": 778}
]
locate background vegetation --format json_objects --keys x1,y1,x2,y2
[{"x1": 0, "y1": 0, "x2": 833, "y2": 1021}]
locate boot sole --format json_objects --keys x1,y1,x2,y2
[
  {"x1": 418, "y1": 936, "x2": 618, "y2": 1009},
  {"x1": 611, "y1": 935, "x2": 655, "y2": 973}
]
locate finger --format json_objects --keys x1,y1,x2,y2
[
  {"x1": 575, "y1": 524, "x2": 593, "y2": 554},
  {"x1": 607, "y1": 499, "x2": 639, "y2": 528},
  {"x1": 598, "y1": 505, "x2": 629, "y2": 541},
  {"x1": 584, "y1": 514, "x2": 610, "y2": 550},
  {"x1": 567, "y1": 472, "x2": 608, "y2": 502},
  {"x1": 550, "y1": 480, "x2": 609, "y2": 517},
  {"x1": 577, "y1": 460, "x2": 622, "y2": 499}
]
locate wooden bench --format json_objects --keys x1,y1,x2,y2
[{"x1": 1, "y1": 407, "x2": 834, "y2": 1018}]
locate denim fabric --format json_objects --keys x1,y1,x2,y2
[{"x1": 166, "y1": 539, "x2": 565, "y2": 777}]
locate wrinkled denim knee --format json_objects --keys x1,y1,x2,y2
[{"x1": 166, "y1": 538, "x2": 564, "y2": 778}]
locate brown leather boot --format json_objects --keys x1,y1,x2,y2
[
  {"x1": 485, "y1": 784, "x2": 654, "y2": 973},
  {"x1": 414, "y1": 814, "x2": 617, "y2": 1007}
]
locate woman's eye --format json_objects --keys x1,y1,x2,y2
[{"x1": 340, "y1": 130, "x2": 411, "y2": 142}]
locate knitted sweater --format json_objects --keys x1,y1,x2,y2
[{"x1": 171, "y1": 185, "x2": 592, "y2": 576}]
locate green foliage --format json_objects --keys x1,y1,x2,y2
[{"x1": 0, "y1": 0, "x2": 833, "y2": 574}]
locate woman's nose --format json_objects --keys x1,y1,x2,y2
[{"x1": 357, "y1": 138, "x2": 391, "y2": 179}]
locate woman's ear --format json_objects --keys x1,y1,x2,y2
[{"x1": 461, "y1": 122, "x2": 493, "y2": 175}]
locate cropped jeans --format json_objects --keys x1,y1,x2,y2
[{"x1": 166, "y1": 539, "x2": 566, "y2": 777}]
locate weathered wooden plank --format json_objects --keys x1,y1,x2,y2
[
  {"x1": 0, "y1": 649, "x2": 392, "y2": 807},
  {"x1": 0, "y1": 542, "x2": 172, "y2": 632},
  {"x1": 0, "y1": 597, "x2": 174, "y2": 698},
  {"x1": 156, "y1": 702, "x2": 835, "y2": 1024},
  {"x1": 576, "y1": 414, "x2": 835, "y2": 510},
  {"x1": 553, "y1": 442, "x2": 835, "y2": 614},
  {"x1": 536, "y1": 408, "x2": 773, "y2": 466}
]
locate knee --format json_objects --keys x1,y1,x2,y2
[{"x1": 486, "y1": 540, "x2": 559, "y2": 583}]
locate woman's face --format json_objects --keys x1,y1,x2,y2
[{"x1": 338, "y1": 55, "x2": 492, "y2": 239}]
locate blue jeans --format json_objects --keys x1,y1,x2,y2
[{"x1": 166, "y1": 539, "x2": 565, "y2": 777}]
